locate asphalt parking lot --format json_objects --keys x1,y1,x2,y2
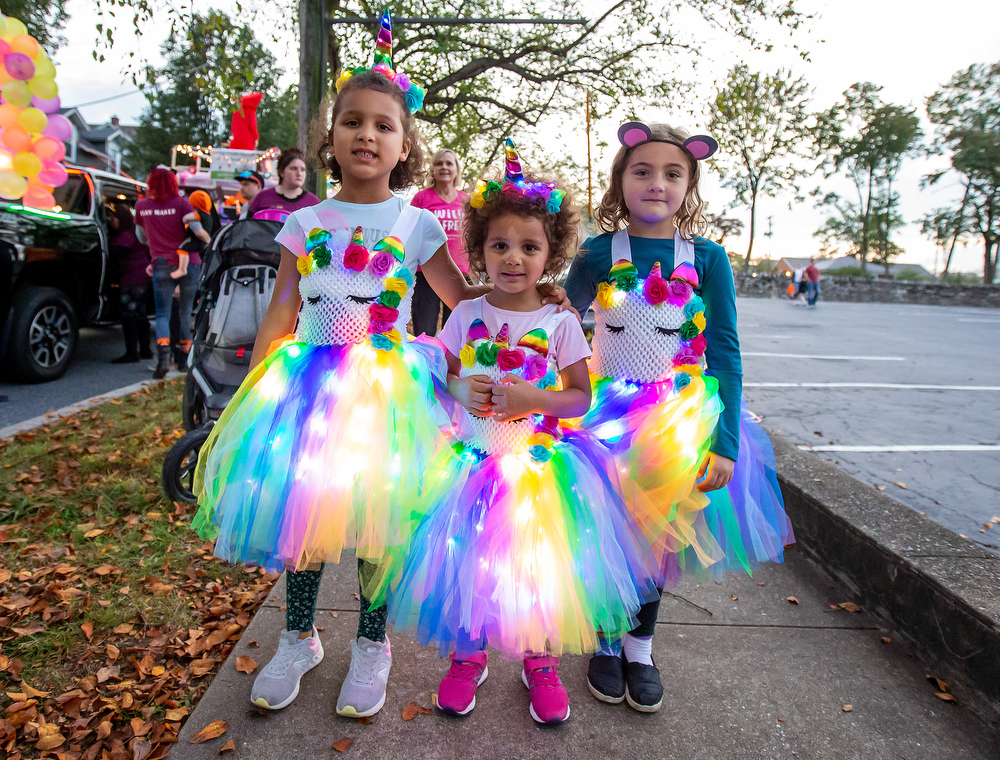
[{"x1": 739, "y1": 297, "x2": 1000, "y2": 555}]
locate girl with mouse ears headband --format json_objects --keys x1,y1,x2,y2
[{"x1": 564, "y1": 120, "x2": 793, "y2": 714}]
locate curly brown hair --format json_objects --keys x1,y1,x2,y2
[
  {"x1": 464, "y1": 176, "x2": 579, "y2": 283},
  {"x1": 317, "y1": 72, "x2": 425, "y2": 191},
  {"x1": 596, "y1": 123, "x2": 707, "y2": 239}
]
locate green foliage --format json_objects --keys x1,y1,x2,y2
[
  {"x1": 708, "y1": 64, "x2": 816, "y2": 266},
  {"x1": 926, "y1": 61, "x2": 1000, "y2": 283},
  {"x1": 126, "y1": 12, "x2": 297, "y2": 175},
  {"x1": 893, "y1": 268, "x2": 930, "y2": 282},
  {"x1": 823, "y1": 266, "x2": 869, "y2": 278},
  {"x1": 2, "y1": 0, "x2": 68, "y2": 52},
  {"x1": 704, "y1": 212, "x2": 745, "y2": 246},
  {"x1": 814, "y1": 83, "x2": 922, "y2": 270},
  {"x1": 813, "y1": 189, "x2": 905, "y2": 268}
]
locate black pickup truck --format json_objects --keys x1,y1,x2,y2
[{"x1": 0, "y1": 167, "x2": 146, "y2": 382}]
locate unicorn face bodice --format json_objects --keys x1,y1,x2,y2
[
  {"x1": 457, "y1": 311, "x2": 560, "y2": 457},
  {"x1": 589, "y1": 230, "x2": 708, "y2": 388},
  {"x1": 294, "y1": 225, "x2": 414, "y2": 349}
]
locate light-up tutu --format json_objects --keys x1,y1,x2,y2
[
  {"x1": 583, "y1": 230, "x2": 793, "y2": 582},
  {"x1": 379, "y1": 308, "x2": 663, "y2": 658},
  {"x1": 192, "y1": 220, "x2": 457, "y2": 573}
]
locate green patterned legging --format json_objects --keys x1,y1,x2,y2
[{"x1": 284, "y1": 559, "x2": 387, "y2": 642}]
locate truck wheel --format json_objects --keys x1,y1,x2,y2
[
  {"x1": 162, "y1": 426, "x2": 212, "y2": 503},
  {"x1": 7, "y1": 286, "x2": 78, "y2": 382}
]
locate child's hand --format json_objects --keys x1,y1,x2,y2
[
  {"x1": 491, "y1": 374, "x2": 540, "y2": 421},
  {"x1": 696, "y1": 453, "x2": 735, "y2": 492},
  {"x1": 169, "y1": 268, "x2": 186, "y2": 280},
  {"x1": 538, "y1": 284, "x2": 579, "y2": 319},
  {"x1": 449, "y1": 374, "x2": 494, "y2": 417},
  {"x1": 145, "y1": 264, "x2": 153, "y2": 277}
]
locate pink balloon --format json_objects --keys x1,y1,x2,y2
[
  {"x1": 0, "y1": 41, "x2": 9, "y2": 58},
  {"x1": 33, "y1": 135, "x2": 64, "y2": 162},
  {"x1": 31, "y1": 95, "x2": 60, "y2": 114},
  {"x1": 4, "y1": 53, "x2": 35, "y2": 82},
  {"x1": 37, "y1": 160, "x2": 67, "y2": 188},
  {"x1": 41, "y1": 113, "x2": 71, "y2": 142},
  {"x1": 23, "y1": 184, "x2": 56, "y2": 210}
]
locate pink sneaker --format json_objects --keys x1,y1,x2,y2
[
  {"x1": 437, "y1": 650, "x2": 489, "y2": 716},
  {"x1": 521, "y1": 655, "x2": 570, "y2": 724}
]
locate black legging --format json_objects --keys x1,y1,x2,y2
[
  {"x1": 630, "y1": 589, "x2": 663, "y2": 637},
  {"x1": 285, "y1": 560, "x2": 387, "y2": 641},
  {"x1": 411, "y1": 271, "x2": 451, "y2": 337}
]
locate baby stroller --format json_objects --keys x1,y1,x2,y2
[{"x1": 162, "y1": 215, "x2": 285, "y2": 502}]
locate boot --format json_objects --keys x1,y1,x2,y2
[
  {"x1": 153, "y1": 344, "x2": 171, "y2": 380},
  {"x1": 113, "y1": 319, "x2": 140, "y2": 364},
  {"x1": 138, "y1": 317, "x2": 153, "y2": 359}
]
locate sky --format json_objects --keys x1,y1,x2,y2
[{"x1": 50, "y1": 0, "x2": 1000, "y2": 275}]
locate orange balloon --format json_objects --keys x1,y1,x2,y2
[
  {"x1": 10, "y1": 35, "x2": 41, "y2": 60},
  {"x1": 2, "y1": 126, "x2": 32, "y2": 153},
  {"x1": 0, "y1": 103, "x2": 19, "y2": 130},
  {"x1": 27, "y1": 173, "x2": 54, "y2": 191},
  {"x1": 22, "y1": 184, "x2": 55, "y2": 210},
  {"x1": 0, "y1": 67, "x2": 12, "y2": 87}
]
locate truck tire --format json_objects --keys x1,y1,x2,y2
[{"x1": 7, "y1": 286, "x2": 78, "y2": 382}]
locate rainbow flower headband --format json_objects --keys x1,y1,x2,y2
[
  {"x1": 596, "y1": 259, "x2": 708, "y2": 393},
  {"x1": 297, "y1": 226, "x2": 413, "y2": 352},
  {"x1": 471, "y1": 139, "x2": 566, "y2": 214},
  {"x1": 335, "y1": 11, "x2": 425, "y2": 113}
]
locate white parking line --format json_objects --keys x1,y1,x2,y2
[
  {"x1": 800, "y1": 444, "x2": 1000, "y2": 452},
  {"x1": 743, "y1": 352, "x2": 906, "y2": 361},
  {"x1": 958, "y1": 318, "x2": 1000, "y2": 323},
  {"x1": 746, "y1": 382, "x2": 1000, "y2": 391},
  {"x1": 740, "y1": 334, "x2": 791, "y2": 339}
]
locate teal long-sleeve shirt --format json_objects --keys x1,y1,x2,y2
[{"x1": 564, "y1": 233, "x2": 743, "y2": 462}]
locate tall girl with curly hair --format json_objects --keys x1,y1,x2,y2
[{"x1": 565, "y1": 122, "x2": 793, "y2": 713}]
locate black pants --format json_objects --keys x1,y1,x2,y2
[
  {"x1": 411, "y1": 271, "x2": 451, "y2": 337},
  {"x1": 631, "y1": 589, "x2": 663, "y2": 637},
  {"x1": 119, "y1": 286, "x2": 151, "y2": 358}
]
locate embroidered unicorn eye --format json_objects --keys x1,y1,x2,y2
[
  {"x1": 606, "y1": 324, "x2": 625, "y2": 334},
  {"x1": 306, "y1": 295, "x2": 321, "y2": 305},
  {"x1": 348, "y1": 295, "x2": 378, "y2": 304},
  {"x1": 656, "y1": 326, "x2": 680, "y2": 336}
]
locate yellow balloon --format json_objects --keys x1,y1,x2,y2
[
  {"x1": 1, "y1": 18, "x2": 26, "y2": 42},
  {"x1": 18, "y1": 107, "x2": 47, "y2": 134},
  {"x1": 10, "y1": 34, "x2": 40, "y2": 59},
  {"x1": 2, "y1": 80, "x2": 31, "y2": 107},
  {"x1": 12, "y1": 151, "x2": 41, "y2": 177},
  {"x1": 27, "y1": 76, "x2": 57, "y2": 100},
  {"x1": 0, "y1": 170, "x2": 27, "y2": 199},
  {"x1": 0, "y1": 19, "x2": 7, "y2": 42},
  {"x1": 33, "y1": 56, "x2": 56, "y2": 79}
]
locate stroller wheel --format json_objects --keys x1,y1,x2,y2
[
  {"x1": 182, "y1": 372, "x2": 207, "y2": 431},
  {"x1": 162, "y1": 426, "x2": 212, "y2": 503}
]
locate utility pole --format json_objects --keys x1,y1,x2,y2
[{"x1": 585, "y1": 90, "x2": 593, "y2": 221}]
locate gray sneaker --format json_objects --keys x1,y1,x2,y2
[
  {"x1": 335, "y1": 636, "x2": 392, "y2": 717},
  {"x1": 250, "y1": 628, "x2": 324, "y2": 710}
]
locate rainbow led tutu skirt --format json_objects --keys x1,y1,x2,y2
[
  {"x1": 583, "y1": 230, "x2": 793, "y2": 582},
  {"x1": 381, "y1": 309, "x2": 663, "y2": 658},
  {"x1": 192, "y1": 221, "x2": 456, "y2": 573}
]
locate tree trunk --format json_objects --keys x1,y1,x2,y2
[
  {"x1": 743, "y1": 184, "x2": 758, "y2": 269},
  {"x1": 986, "y1": 238, "x2": 998, "y2": 284},
  {"x1": 298, "y1": 0, "x2": 328, "y2": 196},
  {"x1": 941, "y1": 182, "x2": 971, "y2": 280},
  {"x1": 859, "y1": 169, "x2": 874, "y2": 273}
]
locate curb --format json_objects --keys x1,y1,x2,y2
[{"x1": 771, "y1": 433, "x2": 1000, "y2": 725}]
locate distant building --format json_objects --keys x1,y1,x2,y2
[
  {"x1": 774, "y1": 255, "x2": 932, "y2": 280},
  {"x1": 59, "y1": 109, "x2": 138, "y2": 177}
]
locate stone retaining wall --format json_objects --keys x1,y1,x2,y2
[{"x1": 737, "y1": 273, "x2": 1000, "y2": 308}]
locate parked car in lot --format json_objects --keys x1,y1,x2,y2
[{"x1": 0, "y1": 167, "x2": 146, "y2": 382}]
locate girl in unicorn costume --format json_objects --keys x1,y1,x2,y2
[
  {"x1": 565, "y1": 122, "x2": 794, "y2": 713},
  {"x1": 192, "y1": 12, "x2": 570, "y2": 720},
  {"x1": 378, "y1": 141, "x2": 664, "y2": 725}
]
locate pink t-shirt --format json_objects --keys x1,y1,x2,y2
[
  {"x1": 135, "y1": 196, "x2": 195, "y2": 266},
  {"x1": 411, "y1": 187, "x2": 469, "y2": 273},
  {"x1": 438, "y1": 298, "x2": 592, "y2": 372}
]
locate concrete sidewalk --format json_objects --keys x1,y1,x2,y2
[{"x1": 174, "y1": 550, "x2": 998, "y2": 759}]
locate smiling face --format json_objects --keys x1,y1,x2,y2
[
  {"x1": 621, "y1": 142, "x2": 692, "y2": 236},
  {"x1": 483, "y1": 213, "x2": 549, "y2": 305},
  {"x1": 331, "y1": 88, "x2": 411, "y2": 189},
  {"x1": 432, "y1": 151, "x2": 458, "y2": 189}
]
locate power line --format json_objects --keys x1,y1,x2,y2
[{"x1": 328, "y1": 16, "x2": 586, "y2": 25}]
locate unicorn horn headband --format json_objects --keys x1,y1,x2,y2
[
  {"x1": 334, "y1": 10, "x2": 426, "y2": 113},
  {"x1": 617, "y1": 121, "x2": 718, "y2": 161},
  {"x1": 470, "y1": 138, "x2": 566, "y2": 214}
]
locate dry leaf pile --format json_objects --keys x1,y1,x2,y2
[{"x1": 0, "y1": 380, "x2": 279, "y2": 759}]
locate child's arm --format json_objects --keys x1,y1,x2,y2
[
  {"x1": 563, "y1": 242, "x2": 597, "y2": 317},
  {"x1": 444, "y1": 350, "x2": 494, "y2": 417},
  {"x1": 420, "y1": 244, "x2": 573, "y2": 312},
  {"x1": 170, "y1": 253, "x2": 189, "y2": 279},
  {"x1": 182, "y1": 211, "x2": 212, "y2": 244},
  {"x1": 491, "y1": 359, "x2": 591, "y2": 422},
  {"x1": 248, "y1": 246, "x2": 302, "y2": 369}
]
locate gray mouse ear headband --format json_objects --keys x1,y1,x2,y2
[{"x1": 617, "y1": 121, "x2": 718, "y2": 160}]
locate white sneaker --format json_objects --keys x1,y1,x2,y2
[
  {"x1": 250, "y1": 628, "x2": 324, "y2": 710},
  {"x1": 335, "y1": 636, "x2": 392, "y2": 717}
]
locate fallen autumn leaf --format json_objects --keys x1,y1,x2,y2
[
  {"x1": 332, "y1": 737, "x2": 354, "y2": 752},
  {"x1": 218, "y1": 738, "x2": 237, "y2": 754},
  {"x1": 236, "y1": 656, "x2": 258, "y2": 674},
  {"x1": 842, "y1": 704, "x2": 853, "y2": 712},
  {"x1": 190, "y1": 720, "x2": 228, "y2": 744},
  {"x1": 787, "y1": 596, "x2": 799, "y2": 605}
]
